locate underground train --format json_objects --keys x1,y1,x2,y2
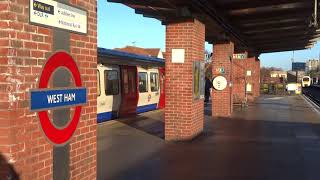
[
  {"x1": 302, "y1": 76, "x2": 312, "y2": 87},
  {"x1": 97, "y1": 48, "x2": 165, "y2": 123}
]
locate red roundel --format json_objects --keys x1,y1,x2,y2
[{"x1": 38, "y1": 52, "x2": 82, "y2": 145}]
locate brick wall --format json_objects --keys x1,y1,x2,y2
[
  {"x1": 211, "y1": 42, "x2": 234, "y2": 117},
  {"x1": 165, "y1": 19, "x2": 205, "y2": 141},
  {"x1": 0, "y1": 1, "x2": 11, "y2": 179},
  {"x1": 232, "y1": 54, "x2": 247, "y2": 104},
  {"x1": 0, "y1": 0, "x2": 97, "y2": 179},
  {"x1": 253, "y1": 58, "x2": 260, "y2": 98},
  {"x1": 69, "y1": 0, "x2": 97, "y2": 179},
  {"x1": 245, "y1": 57, "x2": 260, "y2": 101},
  {"x1": 232, "y1": 55, "x2": 261, "y2": 104}
]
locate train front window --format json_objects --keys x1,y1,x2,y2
[
  {"x1": 139, "y1": 72, "x2": 148, "y2": 93},
  {"x1": 150, "y1": 73, "x2": 159, "y2": 92},
  {"x1": 303, "y1": 78, "x2": 309, "y2": 82},
  {"x1": 105, "y1": 70, "x2": 119, "y2": 95}
]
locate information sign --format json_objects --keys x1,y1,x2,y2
[{"x1": 30, "y1": 0, "x2": 87, "y2": 34}]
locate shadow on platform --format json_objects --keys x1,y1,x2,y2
[
  {"x1": 100, "y1": 116, "x2": 320, "y2": 180},
  {"x1": 98, "y1": 95, "x2": 320, "y2": 180},
  {"x1": 116, "y1": 111, "x2": 165, "y2": 139}
]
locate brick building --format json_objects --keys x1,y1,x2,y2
[{"x1": 306, "y1": 59, "x2": 320, "y2": 72}]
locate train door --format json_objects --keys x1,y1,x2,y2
[
  {"x1": 137, "y1": 67, "x2": 159, "y2": 113},
  {"x1": 137, "y1": 67, "x2": 150, "y2": 113},
  {"x1": 158, "y1": 67, "x2": 165, "y2": 109},
  {"x1": 97, "y1": 65, "x2": 121, "y2": 123},
  {"x1": 119, "y1": 65, "x2": 138, "y2": 116},
  {"x1": 148, "y1": 68, "x2": 160, "y2": 109}
]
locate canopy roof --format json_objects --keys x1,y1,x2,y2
[{"x1": 108, "y1": 0, "x2": 319, "y2": 54}]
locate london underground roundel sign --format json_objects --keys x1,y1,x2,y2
[{"x1": 30, "y1": 52, "x2": 87, "y2": 145}]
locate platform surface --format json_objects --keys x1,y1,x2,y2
[{"x1": 98, "y1": 95, "x2": 320, "y2": 180}]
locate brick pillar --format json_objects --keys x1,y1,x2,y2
[
  {"x1": 0, "y1": 0, "x2": 97, "y2": 179},
  {"x1": 254, "y1": 58, "x2": 261, "y2": 98},
  {"x1": 245, "y1": 57, "x2": 255, "y2": 102},
  {"x1": 232, "y1": 54, "x2": 261, "y2": 103},
  {"x1": 212, "y1": 42, "x2": 234, "y2": 117},
  {"x1": 232, "y1": 52, "x2": 248, "y2": 104},
  {"x1": 165, "y1": 19, "x2": 205, "y2": 141},
  {"x1": 245, "y1": 56, "x2": 260, "y2": 102}
]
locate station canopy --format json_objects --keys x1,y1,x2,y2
[{"x1": 108, "y1": 0, "x2": 320, "y2": 54}]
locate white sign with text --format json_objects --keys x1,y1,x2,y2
[
  {"x1": 171, "y1": 49, "x2": 185, "y2": 63},
  {"x1": 30, "y1": 0, "x2": 87, "y2": 34}
]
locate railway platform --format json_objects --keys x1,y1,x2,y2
[{"x1": 98, "y1": 95, "x2": 320, "y2": 180}]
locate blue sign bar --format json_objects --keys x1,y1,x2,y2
[{"x1": 31, "y1": 88, "x2": 87, "y2": 111}]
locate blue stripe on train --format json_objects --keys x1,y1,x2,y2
[
  {"x1": 136, "y1": 104, "x2": 157, "y2": 114},
  {"x1": 97, "y1": 111, "x2": 117, "y2": 123}
]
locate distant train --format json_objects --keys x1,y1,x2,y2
[
  {"x1": 97, "y1": 48, "x2": 165, "y2": 123},
  {"x1": 312, "y1": 77, "x2": 319, "y2": 85},
  {"x1": 302, "y1": 76, "x2": 311, "y2": 87}
]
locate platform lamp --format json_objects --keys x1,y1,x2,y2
[
  {"x1": 310, "y1": 0, "x2": 318, "y2": 28},
  {"x1": 291, "y1": 51, "x2": 299, "y2": 84}
]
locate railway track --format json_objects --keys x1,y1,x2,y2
[{"x1": 303, "y1": 86, "x2": 320, "y2": 107}]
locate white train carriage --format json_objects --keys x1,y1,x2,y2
[
  {"x1": 97, "y1": 48, "x2": 165, "y2": 123},
  {"x1": 137, "y1": 67, "x2": 160, "y2": 113},
  {"x1": 97, "y1": 65, "x2": 121, "y2": 122},
  {"x1": 302, "y1": 76, "x2": 311, "y2": 87}
]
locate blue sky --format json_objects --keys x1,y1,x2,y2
[{"x1": 98, "y1": 0, "x2": 320, "y2": 70}]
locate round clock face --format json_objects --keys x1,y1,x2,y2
[{"x1": 213, "y1": 76, "x2": 228, "y2": 91}]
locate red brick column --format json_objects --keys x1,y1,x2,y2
[
  {"x1": 0, "y1": 0, "x2": 97, "y2": 179},
  {"x1": 245, "y1": 56, "x2": 260, "y2": 101},
  {"x1": 232, "y1": 52, "x2": 248, "y2": 104},
  {"x1": 254, "y1": 58, "x2": 261, "y2": 98},
  {"x1": 212, "y1": 42, "x2": 234, "y2": 117},
  {"x1": 165, "y1": 19, "x2": 205, "y2": 141},
  {"x1": 232, "y1": 54, "x2": 261, "y2": 103}
]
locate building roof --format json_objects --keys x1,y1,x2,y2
[
  {"x1": 145, "y1": 48, "x2": 162, "y2": 57},
  {"x1": 115, "y1": 46, "x2": 162, "y2": 58}
]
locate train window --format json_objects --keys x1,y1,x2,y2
[
  {"x1": 303, "y1": 78, "x2": 309, "y2": 82},
  {"x1": 128, "y1": 70, "x2": 136, "y2": 93},
  {"x1": 97, "y1": 70, "x2": 100, "y2": 96},
  {"x1": 139, "y1": 72, "x2": 148, "y2": 93},
  {"x1": 105, "y1": 70, "x2": 119, "y2": 95},
  {"x1": 150, "y1": 73, "x2": 159, "y2": 92}
]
